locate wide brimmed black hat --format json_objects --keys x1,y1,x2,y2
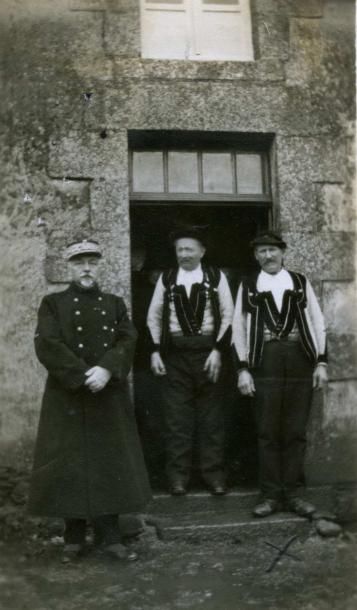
[
  {"x1": 169, "y1": 225, "x2": 208, "y2": 247},
  {"x1": 250, "y1": 231, "x2": 287, "y2": 250}
]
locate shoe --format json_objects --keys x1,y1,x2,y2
[
  {"x1": 104, "y1": 543, "x2": 138, "y2": 562},
  {"x1": 61, "y1": 544, "x2": 83, "y2": 564},
  {"x1": 287, "y1": 497, "x2": 316, "y2": 518},
  {"x1": 169, "y1": 481, "x2": 187, "y2": 496},
  {"x1": 208, "y1": 482, "x2": 227, "y2": 496},
  {"x1": 253, "y1": 498, "x2": 279, "y2": 518}
]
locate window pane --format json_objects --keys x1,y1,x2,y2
[
  {"x1": 202, "y1": 153, "x2": 233, "y2": 193},
  {"x1": 236, "y1": 154, "x2": 263, "y2": 194},
  {"x1": 132, "y1": 152, "x2": 164, "y2": 192},
  {"x1": 168, "y1": 152, "x2": 199, "y2": 193}
]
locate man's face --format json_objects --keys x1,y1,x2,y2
[
  {"x1": 68, "y1": 255, "x2": 101, "y2": 288},
  {"x1": 175, "y1": 238, "x2": 205, "y2": 271},
  {"x1": 255, "y1": 245, "x2": 284, "y2": 275}
]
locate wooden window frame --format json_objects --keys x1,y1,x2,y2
[{"x1": 130, "y1": 149, "x2": 271, "y2": 206}]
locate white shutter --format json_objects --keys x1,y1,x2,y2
[
  {"x1": 192, "y1": 0, "x2": 254, "y2": 60},
  {"x1": 140, "y1": 0, "x2": 254, "y2": 61},
  {"x1": 141, "y1": 0, "x2": 189, "y2": 59}
]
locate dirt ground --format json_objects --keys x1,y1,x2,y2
[{"x1": 0, "y1": 527, "x2": 356, "y2": 610}]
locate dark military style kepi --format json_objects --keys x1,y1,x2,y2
[
  {"x1": 169, "y1": 225, "x2": 208, "y2": 247},
  {"x1": 65, "y1": 238, "x2": 102, "y2": 261},
  {"x1": 250, "y1": 231, "x2": 287, "y2": 250}
]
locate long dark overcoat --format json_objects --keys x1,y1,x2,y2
[{"x1": 28, "y1": 282, "x2": 151, "y2": 519}]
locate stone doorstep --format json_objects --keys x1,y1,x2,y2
[
  {"x1": 144, "y1": 487, "x2": 333, "y2": 542},
  {"x1": 148, "y1": 486, "x2": 334, "y2": 516},
  {"x1": 157, "y1": 512, "x2": 313, "y2": 543}
]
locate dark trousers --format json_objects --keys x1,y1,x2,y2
[
  {"x1": 254, "y1": 340, "x2": 314, "y2": 501},
  {"x1": 64, "y1": 514, "x2": 121, "y2": 546},
  {"x1": 162, "y1": 338, "x2": 225, "y2": 485}
]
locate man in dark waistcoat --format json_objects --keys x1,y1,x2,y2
[
  {"x1": 28, "y1": 238, "x2": 152, "y2": 562},
  {"x1": 147, "y1": 227, "x2": 234, "y2": 496},
  {"x1": 232, "y1": 232, "x2": 328, "y2": 518}
]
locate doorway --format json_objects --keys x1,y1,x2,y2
[{"x1": 130, "y1": 202, "x2": 269, "y2": 490}]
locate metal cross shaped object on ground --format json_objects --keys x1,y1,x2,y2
[{"x1": 264, "y1": 535, "x2": 302, "y2": 573}]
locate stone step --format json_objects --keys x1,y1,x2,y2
[
  {"x1": 156, "y1": 510, "x2": 314, "y2": 542},
  {"x1": 148, "y1": 486, "x2": 334, "y2": 516},
  {"x1": 145, "y1": 487, "x2": 334, "y2": 542}
]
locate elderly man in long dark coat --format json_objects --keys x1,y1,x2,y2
[{"x1": 28, "y1": 238, "x2": 151, "y2": 562}]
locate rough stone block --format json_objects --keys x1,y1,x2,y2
[
  {"x1": 283, "y1": 231, "x2": 355, "y2": 281},
  {"x1": 324, "y1": 381, "x2": 357, "y2": 431},
  {"x1": 323, "y1": 281, "x2": 356, "y2": 334},
  {"x1": 255, "y1": 11, "x2": 289, "y2": 60},
  {"x1": 276, "y1": 136, "x2": 348, "y2": 184},
  {"x1": 286, "y1": 18, "x2": 324, "y2": 86},
  {"x1": 326, "y1": 334, "x2": 357, "y2": 381},
  {"x1": 48, "y1": 130, "x2": 126, "y2": 179},
  {"x1": 278, "y1": 181, "x2": 318, "y2": 232},
  {"x1": 316, "y1": 183, "x2": 355, "y2": 232},
  {"x1": 287, "y1": 0, "x2": 325, "y2": 18},
  {"x1": 104, "y1": 7, "x2": 140, "y2": 57},
  {"x1": 90, "y1": 177, "x2": 129, "y2": 231}
]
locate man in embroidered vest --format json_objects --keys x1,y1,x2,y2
[
  {"x1": 147, "y1": 227, "x2": 234, "y2": 496},
  {"x1": 28, "y1": 238, "x2": 151, "y2": 563},
  {"x1": 232, "y1": 231, "x2": 328, "y2": 518}
]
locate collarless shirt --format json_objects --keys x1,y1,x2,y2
[
  {"x1": 257, "y1": 268, "x2": 293, "y2": 312},
  {"x1": 176, "y1": 264, "x2": 204, "y2": 297}
]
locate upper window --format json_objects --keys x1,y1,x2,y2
[
  {"x1": 130, "y1": 149, "x2": 269, "y2": 201},
  {"x1": 140, "y1": 0, "x2": 254, "y2": 61}
]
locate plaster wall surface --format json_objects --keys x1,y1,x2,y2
[{"x1": 0, "y1": 0, "x2": 355, "y2": 484}]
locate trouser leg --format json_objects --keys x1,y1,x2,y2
[
  {"x1": 63, "y1": 519, "x2": 87, "y2": 545},
  {"x1": 162, "y1": 352, "x2": 195, "y2": 485},
  {"x1": 92, "y1": 514, "x2": 121, "y2": 546},
  {"x1": 254, "y1": 343, "x2": 285, "y2": 500},
  {"x1": 196, "y1": 361, "x2": 225, "y2": 484},
  {"x1": 281, "y1": 344, "x2": 313, "y2": 499}
]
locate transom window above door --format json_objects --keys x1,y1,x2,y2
[
  {"x1": 130, "y1": 150, "x2": 270, "y2": 202},
  {"x1": 140, "y1": 0, "x2": 254, "y2": 61}
]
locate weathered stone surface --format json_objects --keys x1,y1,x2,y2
[
  {"x1": 324, "y1": 381, "x2": 357, "y2": 431},
  {"x1": 112, "y1": 56, "x2": 286, "y2": 83},
  {"x1": 283, "y1": 231, "x2": 355, "y2": 281},
  {"x1": 104, "y1": 6, "x2": 140, "y2": 57},
  {"x1": 333, "y1": 486, "x2": 357, "y2": 522},
  {"x1": 323, "y1": 281, "x2": 356, "y2": 334},
  {"x1": 315, "y1": 519, "x2": 342, "y2": 537},
  {"x1": 316, "y1": 183, "x2": 355, "y2": 232},
  {"x1": 326, "y1": 333, "x2": 357, "y2": 381},
  {"x1": 286, "y1": 18, "x2": 324, "y2": 87},
  {"x1": 277, "y1": 136, "x2": 349, "y2": 183},
  {"x1": 48, "y1": 131, "x2": 127, "y2": 179},
  {"x1": 285, "y1": 0, "x2": 325, "y2": 17}
]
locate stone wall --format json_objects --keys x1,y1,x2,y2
[{"x1": 0, "y1": 0, "x2": 355, "y2": 487}]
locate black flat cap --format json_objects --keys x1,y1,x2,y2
[
  {"x1": 169, "y1": 225, "x2": 207, "y2": 247},
  {"x1": 250, "y1": 231, "x2": 287, "y2": 249}
]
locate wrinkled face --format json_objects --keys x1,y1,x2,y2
[
  {"x1": 175, "y1": 238, "x2": 205, "y2": 271},
  {"x1": 255, "y1": 245, "x2": 284, "y2": 275},
  {"x1": 68, "y1": 254, "x2": 101, "y2": 288}
]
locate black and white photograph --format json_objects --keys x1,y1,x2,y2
[{"x1": 0, "y1": 0, "x2": 356, "y2": 608}]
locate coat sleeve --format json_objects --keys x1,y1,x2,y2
[
  {"x1": 34, "y1": 296, "x2": 88, "y2": 390},
  {"x1": 98, "y1": 297, "x2": 138, "y2": 381}
]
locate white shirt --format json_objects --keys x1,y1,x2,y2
[
  {"x1": 256, "y1": 268, "x2": 293, "y2": 312},
  {"x1": 176, "y1": 264, "x2": 204, "y2": 297},
  {"x1": 147, "y1": 266, "x2": 233, "y2": 344}
]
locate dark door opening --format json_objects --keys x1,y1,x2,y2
[{"x1": 131, "y1": 203, "x2": 269, "y2": 490}]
